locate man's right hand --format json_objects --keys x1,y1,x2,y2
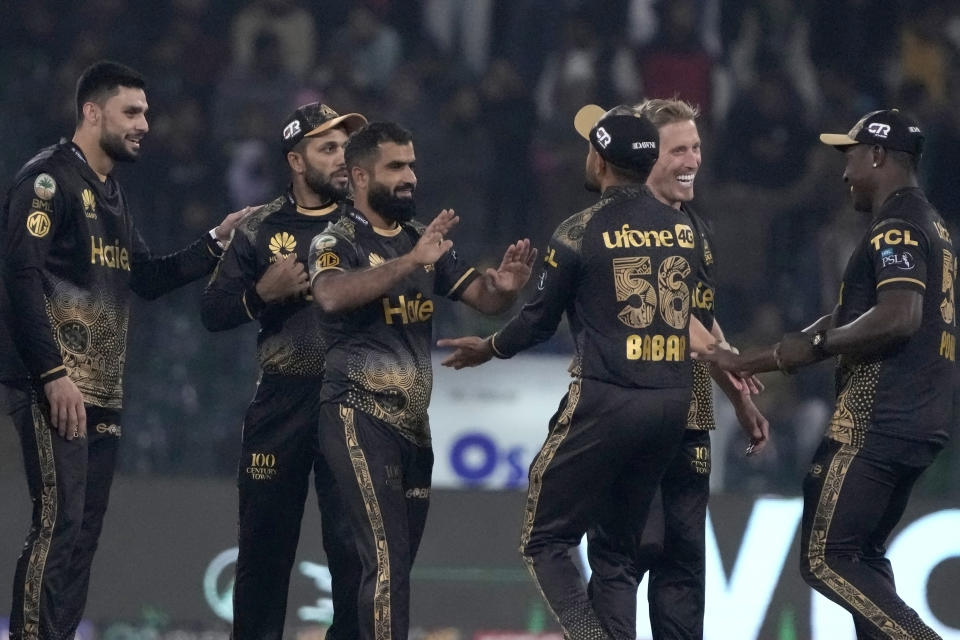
[
  {"x1": 410, "y1": 209, "x2": 459, "y2": 266},
  {"x1": 44, "y1": 376, "x2": 86, "y2": 440},
  {"x1": 255, "y1": 254, "x2": 310, "y2": 302}
]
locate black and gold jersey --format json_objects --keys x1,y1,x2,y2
[
  {"x1": 687, "y1": 206, "x2": 716, "y2": 431},
  {"x1": 828, "y1": 187, "x2": 957, "y2": 447},
  {"x1": 201, "y1": 192, "x2": 342, "y2": 375},
  {"x1": 0, "y1": 141, "x2": 221, "y2": 407},
  {"x1": 307, "y1": 208, "x2": 479, "y2": 446},
  {"x1": 491, "y1": 185, "x2": 699, "y2": 391}
]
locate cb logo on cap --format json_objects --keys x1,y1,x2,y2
[
  {"x1": 595, "y1": 127, "x2": 612, "y2": 149},
  {"x1": 867, "y1": 123, "x2": 890, "y2": 138},
  {"x1": 283, "y1": 120, "x2": 302, "y2": 140}
]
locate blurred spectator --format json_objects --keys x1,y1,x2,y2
[
  {"x1": 423, "y1": 0, "x2": 494, "y2": 76},
  {"x1": 231, "y1": 0, "x2": 317, "y2": 80},
  {"x1": 327, "y1": 5, "x2": 402, "y2": 94}
]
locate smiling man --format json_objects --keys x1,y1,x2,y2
[
  {"x1": 308, "y1": 121, "x2": 535, "y2": 640},
  {"x1": 0, "y1": 60, "x2": 247, "y2": 640},
  {"x1": 201, "y1": 103, "x2": 367, "y2": 640},
  {"x1": 697, "y1": 109, "x2": 954, "y2": 639}
]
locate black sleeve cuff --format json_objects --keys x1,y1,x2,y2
[{"x1": 242, "y1": 286, "x2": 266, "y2": 319}]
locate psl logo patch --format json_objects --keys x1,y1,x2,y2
[
  {"x1": 26, "y1": 211, "x2": 51, "y2": 238},
  {"x1": 33, "y1": 173, "x2": 56, "y2": 200},
  {"x1": 269, "y1": 231, "x2": 296, "y2": 256}
]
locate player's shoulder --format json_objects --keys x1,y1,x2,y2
[
  {"x1": 237, "y1": 196, "x2": 286, "y2": 240},
  {"x1": 316, "y1": 209, "x2": 362, "y2": 245},
  {"x1": 10, "y1": 143, "x2": 76, "y2": 196},
  {"x1": 550, "y1": 202, "x2": 601, "y2": 252},
  {"x1": 404, "y1": 219, "x2": 427, "y2": 235}
]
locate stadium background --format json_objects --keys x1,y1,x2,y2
[{"x1": 1, "y1": 0, "x2": 959, "y2": 638}]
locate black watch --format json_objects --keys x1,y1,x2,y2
[{"x1": 810, "y1": 330, "x2": 830, "y2": 358}]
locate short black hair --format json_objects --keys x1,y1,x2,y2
[
  {"x1": 75, "y1": 60, "x2": 146, "y2": 125},
  {"x1": 344, "y1": 121, "x2": 413, "y2": 171}
]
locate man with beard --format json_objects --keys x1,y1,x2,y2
[
  {"x1": 307, "y1": 121, "x2": 537, "y2": 640},
  {"x1": 697, "y1": 109, "x2": 953, "y2": 638},
  {"x1": 0, "y1": 60, "x2": 247, "y2": 640},
  {"x1": 201, "y1": 103, "x2": 366, "y2": 640}
]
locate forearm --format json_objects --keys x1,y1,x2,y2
[
  {"x1": 313, "y1": 253, "x2": 420, "y2": 313},
  {"x1": 6, "y1": 268, "x2": 66, "y2": 381},
  {"x1": 465, "y1": 274, "x2": 518, "y2": 315},
  {"x1": 802, "y1": 313, "x2": 834, "y2": 335},
  {"x1": 200, "y1": 284, "x2": 262, "y2": 331},
  {"x1": 131, "y1": 234, "x2": 222, "y2": 300},
  {"x1": 819, "y1": 307, "x2": 913, "y2": 358}
]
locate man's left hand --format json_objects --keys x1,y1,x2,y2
[{"x1": 486, "y1": 239, "x2": 537, "y2": 293}]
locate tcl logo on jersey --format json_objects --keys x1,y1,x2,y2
[
  {"x1": 90, "y1": 236, "x2": 130, "y2": 271},
  {"x1": 602, "y1": 224, "x2": 695, "y2": 249},
  {"x1": 382, "y1": 293, "x2": 434, "y2": 325},
  {"x1": 870, "y1": 228, "x2": 919, "y2": 250}
]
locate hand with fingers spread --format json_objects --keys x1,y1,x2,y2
[
  {"x1": 436, "y1": 335, "x2": 493, "y2": 369},
  {"x1": 486, "y1": 239, "x2": 538, "y2": 293},
  {"x1": 256, "y1": 253, "x2": 310, "y2": 302},
  {"x1": 214, "y1": 205, "x2": 258, "y2": 245},
  {"x1": 44, "y1": 376, "x2": 87, "y2": 441},
  {"x1": 411, "y1": 209, "x2": 459, "y2": 266}
]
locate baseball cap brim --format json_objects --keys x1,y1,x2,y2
[
  {"x1": 574, "y1": 104, "x2": 606, "y2": 140},
  {"x1": 306, "y1": 112, "x2": 368, "y2": 138},
  {"x1": 819, "y1": 133, "x2": 859, "y2": 149}
]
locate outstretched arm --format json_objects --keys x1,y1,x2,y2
[{"x1": 458, "y1": 239, "x2": 538, "y2": 315}]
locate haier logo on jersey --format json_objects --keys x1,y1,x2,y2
[
  {"x1": 90, "y1": 236, "x2": 130, "y2": 271},
  {"x1": 870, "y1": 229, "x2": 919, "y2": 250},
  {"x1": 382, "y1": 293, "x2": 434, "y2": 325},
  {"x1": 602, "y1": 223, "x2": 695, "y2": 249}
]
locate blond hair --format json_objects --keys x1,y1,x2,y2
[{"x1": 635, "y1": 98, "x2": 700, "y2": 129}]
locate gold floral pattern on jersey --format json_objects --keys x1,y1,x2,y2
[
  {"x1": 826, "y1": 360, "x2": 881, "y2": 445},
  {"x1": 612, "y1": 256, "x2": 656, "y2": 329},
  {"x1": 805, "y1": 444, "x2": 913, "y2": 639},
  {"x1": 340, "y1": 406, "x2": 393, "y2": 640},
  {"x1": 687, "y1": 360, "x2": 715, "y2": 430},
  {"x1": 45, "y1": 281, "x2": 129, "y2": 408},
  {"x1": 658, "y1": 255, "x2": 692, "y2": 330},
  {"x1": 348, "y1": 349, "x2": 432, "y2": 446}
]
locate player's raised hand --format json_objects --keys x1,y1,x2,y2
[
  {"x1": 692, "y1": 342, "x2": 749, "y2": 376},
  {"x1": 424, "y1": 208, "x2": 460, "y2": 238},
  {"x1": 213, "y1": 205, "x2": 257, "y2": 245},
  {"x1": 486, "y1": 239, "x2": 538, "y2": 293},
  {"x1": 255, "y1": 253, "x2": 309, "y2": 302},
  {"x1": 436, "y1": 336, "x2": 494, "y2": 369}
]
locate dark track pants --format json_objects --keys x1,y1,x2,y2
[
  {"x1": 590, "y1": 428, "x2": 711, "y2": 640},
  {"x1": 520, "y1": 379, "x2": 689, "y2": 640},
  {"x1": 800, "y1": 437, "x2": 942, "y2": 640},
  {"x1": 7, "y1": 386, "x2": 120, "y2": 640},
  {"x1": 318, "y1": 403, "x2": 433, "y2": 640},
  {"x1": 233, "y1": 375, "x2": 360, "y2": 640}
]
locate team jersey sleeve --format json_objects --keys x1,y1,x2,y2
[
  {"x1": 868, "y1": 219, "x2": 929, "y2": 293},
  {"x1": 129, "y1": 222, "x2": 223, "y2": 300},
  {"x1": 690, "y1": 219, "x2": 716, "y2": 329},
  {"x1": 2, "y1": 172, "x2": 70, "y2": 381},
  {"x1": 490, "y1": 238, "x2": 579, "y2": 358},
  {"x1": 434, "y1": 248, "x2": 479, "y2": 300},
  {"x1": 200, "y1": 230, "x2": 265, "y2": 330},
  {"x1": 308, "y1": 228, "x2": 358, "y2": 286}
]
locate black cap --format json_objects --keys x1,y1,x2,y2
[
  {"x1": 574, "y1": 104, "x2": 660, "y2": 175},
  {"x1": 819, "y1": 109, "x2": 924, "y2": 156},
  {"x1": 281, "y1": 103, "x2": 367, "y2": 153}
]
